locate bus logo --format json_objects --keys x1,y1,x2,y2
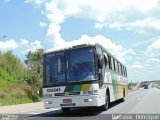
[{"x1": 47, "y1": 88, "x2": 61, "y2": 93}]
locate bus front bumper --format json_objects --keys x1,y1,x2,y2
[{"x1": 43, "y1": 95, "x2": 103, "y2": 109}]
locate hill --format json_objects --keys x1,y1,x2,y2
[{"x1": 0, "y1": 51, "x2": 41, "y2": 105}]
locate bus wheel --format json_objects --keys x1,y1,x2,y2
[
  {"x1": 121, "y1": 89, "x2": 125, "y2": 102},
  {"x1": 100, "y1": 92, "x2": 109, "y2": 111},
  {"x1": 61, "y1": 108, "x2": 70, "y2": 113}
]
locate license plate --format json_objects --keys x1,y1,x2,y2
[
  {"x1": 61, "y1": 103, "x2": 75, "y2": 106},
  {"x1": 63, "y1": 99, "x2": 72, "y2": 103}
]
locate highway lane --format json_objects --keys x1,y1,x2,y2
[
  {"x1": 129, "y1": 87, "x2": 160, "y2": 113},
  {"x1": 16, "y1": 87, "x2": 160, "y2": 120}
]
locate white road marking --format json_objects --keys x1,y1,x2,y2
[{"x1": 137, "y1": 98, "x2": 141, "y2": 100}]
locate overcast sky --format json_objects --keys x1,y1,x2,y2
[{"x1": 0, "y1": 0, "x2": 160, "y2": 82}]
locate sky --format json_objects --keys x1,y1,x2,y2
[{"x1": 0, "y1": 0, "x2": 160, "y2": 82}]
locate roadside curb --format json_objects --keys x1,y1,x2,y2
[{"x1": 0, "y1": 102, "x2": 44, "y2": 114}]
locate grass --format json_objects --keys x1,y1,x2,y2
[
  {"x1": 0, "y1": 78, "x2": 41, "y2": 106},
  {"x1": 155, "y1": 85, "x2": 160, "y2": 89},
  {"x1": 128, "y1": 83, "x2": 141, "y2": 92},
  {"x1": 0, "y1": 51, "x2": 42, "y2": 106},
  {"x1": 0, "y1": 96, "x2": 33, "y2": 106}
]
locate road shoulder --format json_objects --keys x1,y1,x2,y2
[{"x1": 0, "y1": 102, "x2": 44, "y2": 114}]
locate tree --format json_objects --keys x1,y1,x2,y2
[{"x1": 25, "y1": 49, "x2": 44, "y2": 95}]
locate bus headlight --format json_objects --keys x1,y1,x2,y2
[
  {"x1": 45, "y1": 101, "x2": 52, "y2": 104},
  {"x1": 83, "y1": 91, "x2": 92, "y2": 95},
  {"x1": 84, "y1": 98, "x2": 93, "y2": 102},
  {"x1": 93, "y1": 90, "x2": 98, "y2": 94},
  {"x1": 83, "y1": 90, "x2": 98, "y2": 95},
  {"x1": 44, "y1": 94, "x2": 52, "y2": 98}
]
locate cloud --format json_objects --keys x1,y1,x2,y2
[
  {"x1": 23, "y1": 0, "x2": 160, "y2": 48},
  {"x1": 25, "y1": 0, "x2": 160, "y2": 81},
  {"x1": 19, "y1": 39, "x2": 42, "y2": 52},
  {"x1": 27, "y1": 0, "x2": 140, "y2": 64},
  {"x1": 146, "y1": 39, "x2": 160, "y2": 58},
  {"x1": 46, "y1": 34, "x2": 135, "y2": 64},
  {"x1": 12, "y1": 39, "x2": 43, "y2": 60},
  {"x1": 132, "y1": 64, "x2": 144, "y2": 69},
  {"x1": 30, "y1": 40, "x2": 42, "y2": 50},
  {"x1": 24, "y1": 0, "x2": 43, "y2": 6},
  {"x1": 43, "y1": 0, "x2": 160, "y2": 31},
  {"x1": 0, "y1": 38, "x2": 42, "y2": 60},
  {"x1": 40, "y1": 22, "x2": 47, "y2": 27},
  {"x1": 20, "y1": 38, "x2": 29, "y2": 45},
  {"x1": 23, "y1": 40, "x2": 42, "y2": 52},
  {"x1": 42, "y1": 0, "x2": 160, "y2": 79},
  {"x1": 0, "y1": 40, "x2": 19, "y2": 51},
  {"x1": 128, "y1": 38, "x2": 160, "y2": 80},
  {"x1": 46, "y1": 23, "x2": 65, "y2": 47}
]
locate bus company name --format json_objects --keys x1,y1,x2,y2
[{"x1": 47, "y1": 88, "x2": 61, "y2": 93}]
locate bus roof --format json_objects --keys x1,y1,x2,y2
[
  {"x1": 44, "y1": 41, "x2": 125, "y2": 68},
  {"x1": 45, "y1": 41, "x2": 98, "y2": 53}
]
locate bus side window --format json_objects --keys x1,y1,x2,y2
[
  {"x1": 122, "y1": 66, "x2": 125, "y2": 76},
  {"x1": 121, "y1": 65, "x2": 123, "y2": 76},
  {"x1": 125, "y1": 67, "x2": 128, "y2": 77},
  {"x1": 115, "y1": 60, "x2": 118, "y2": 73},
  {"x1": 108, "y1": 55, "x2": 112, "y2": 70},
  {"x1": 120, "y1": 65, "x2": 122, "y2": 76},
  {"x1": 120, "y1": 64, "x2": 122, "y2": 75},
  {"x1": 119, "y1": 64, "x2": 121, "y2": 75},
  {"x1": 96, "y1": 45, "x2": 103, "y2": 68},
  {"x1": 124, "y1": 67, "x2": 127, "y2": 77},
  {"x1": 104, "y1": 54, "x2": 109, "y2": 69},
  {"x1": 124, "y1": 67, "x2": 126, "y2": 77},
  {"x1": 112, "y1": 58, "x2": 116, "y2": 72},
  {"x1": 119, "y1": 63, "x2": 122, "y2": 75},
  {"x1": 117, "y1": 61, "x2": 120, "y2": 74},
  {"x1": 111, "y1": 57, "x2": 114, "y2": 71},
  {"x1": 113, "y1": 58, "x2": 116, "y2": 72},
  {"x1": 116, "y1": 61, "x2": 119, "y2": 73}
]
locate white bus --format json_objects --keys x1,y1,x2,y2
[{"x1": 43, "y1": 42, "x2": 128, "y2": 112}]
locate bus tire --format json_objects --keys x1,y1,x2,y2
[
  {"x1": 61, "y1": 108, "x2": 70, "y2": 113},
  {"x1": 121, "y1": 89, "x2": 125, "y2": 102},
  {"x1": 100, "y1": 92, "x2": 109, "y2": 111}
]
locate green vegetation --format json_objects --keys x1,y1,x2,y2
[
  {"x1": 0, "y1": 50, "x2": 43, "y2": 106},
  {"x1": 155, "y1": 84, "x2": 160, "y2": 89},
  {"x1": 128, "y1": 82, "x2": 137, "y2": 90},
  {"x1": 25, "y1": 49, "x2": 44, "y2": 95}
]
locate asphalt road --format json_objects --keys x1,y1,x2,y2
[{"x1": 3, "y1": 87, "x2": 160, "y2": 120}]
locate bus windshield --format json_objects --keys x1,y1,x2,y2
[
  {"x1": 67, "y1": 47, "x2": 95, "y2": 82},
  {"x1": 44, "y1": 47, "x2": 96, "y2": 85},
  {"x1": 44, "y1": 52, "x2": 66, "y2": 84}
]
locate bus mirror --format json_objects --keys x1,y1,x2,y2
[
  {"x1": 98, "y1": 73, "x2": 103, "y2": 87},
  {"x1": 98, "y1": 58, "x2": 103, "y2": 68}
]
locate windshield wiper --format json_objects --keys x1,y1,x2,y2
[
  {"x1": 79, "y1": 79, "x2": 98, "y2": 83},
  {"x1": 67, "y1": 81, "x2": 82, "y2": 84}
]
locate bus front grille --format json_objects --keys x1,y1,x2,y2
[{"x1": 54, "y1": 92, "x2": 80, "y2": 96}]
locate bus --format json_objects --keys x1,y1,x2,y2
[{"x1": 43, "y1": 42, "x2": 128, "y2": 112}]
